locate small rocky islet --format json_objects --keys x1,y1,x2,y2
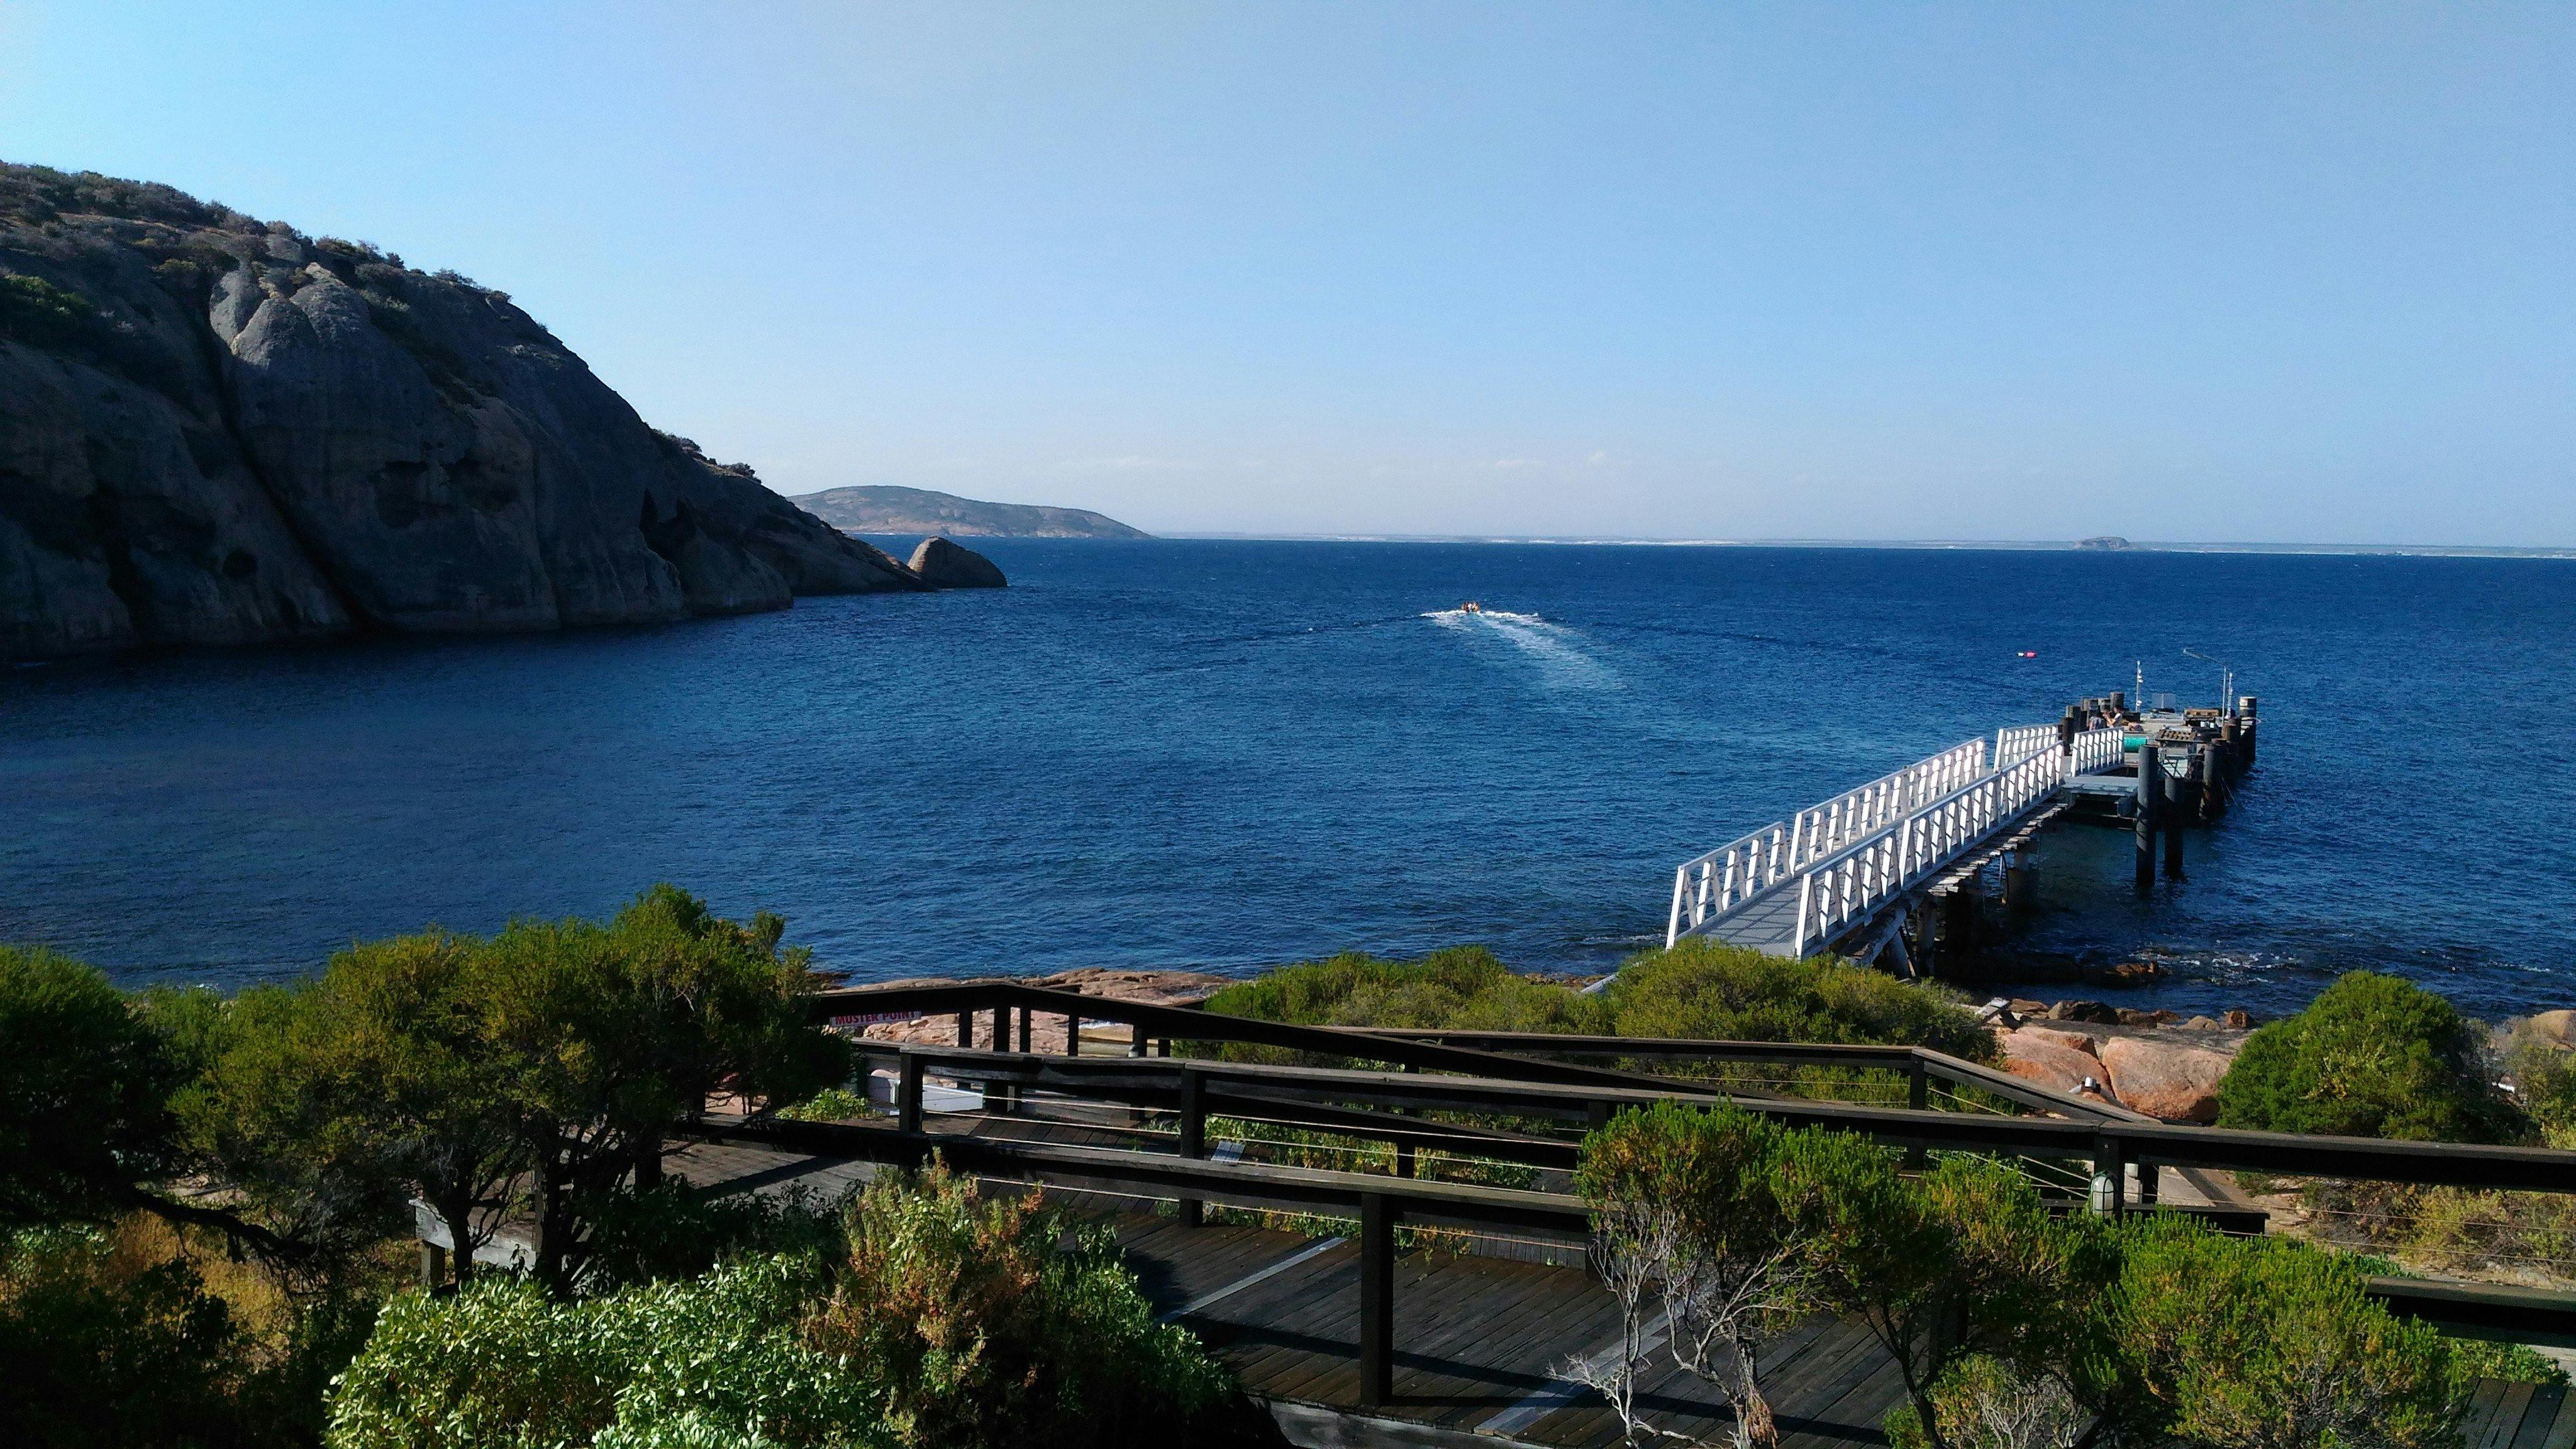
[{"x1": 0, "y1": 162, "x2": 1004, "y2": 660}]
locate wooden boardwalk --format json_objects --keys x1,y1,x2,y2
[
  {"x1": 2462, "y1": 1381, "x2": 2576, "y2": 1449},
  {"x1": 667, "y1": 1138, "x2": 1910, "y2": 1447}
]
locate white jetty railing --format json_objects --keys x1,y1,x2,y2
[
  {"x1": 1665, "y1": 724, "x2": 2128, "y2": 952},
  {"x1": 1664, "y1": 738, "x2": 1990, "y2": 943}
]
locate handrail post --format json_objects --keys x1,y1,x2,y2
[
  {"x1": 1360, "y1": 1192, "x2": 1396, "y2": 1409},
  {"x1": 1792, "y1": 875, "x2": 1813, "y2": 958},
  {"x1": 1130, "y1": 1021, "x2": 1148, "y2": 1058},
  {"x1": 899, "y1": 1052, "x2": 924, "y2": 1135},
  {"x1": 1065, "y1": 1009, "x2": 1080, "y2": 1057},
  {"x1": 1905, "y1": 1057, "x2": 1928, "y2": 1169},
  {"x1": 2091, "y1": 1135, "x2": 2126, "y2": 1217},
  {"x1": 1177, "y1": 1067, "x2": 1206, "y2": 1228}
]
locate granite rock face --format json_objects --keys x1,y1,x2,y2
[
  {"x1": 0, "y1": 164, "x2": 923, "y2": 659},
  {"x1": 907, "y1": 536, "x2": 1008, "y2": 589}
]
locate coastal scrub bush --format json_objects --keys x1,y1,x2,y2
[
  {"x1": 2092, "y1": 1215, "x2": 2462, "y2": 1449},
  {"x1": 326, "y1": 1253, "x2": 860, "y2": 1449},
  {"x1": 2216, "y1": 971, "x2": 2521, "y2": 1143},
  {"x1": 1883, "y1": 1355, "x2": 2087, "y2": 1449},
  {"x1": 809, "y1": 1161, "x2": 1239, "y2": 1448},
  {"x1": 1201, "y1": 945, "x2": 1609, "y2": 1043},
  {"x1": 328, "y1": 1161, "x2": 1250, "y2": 1449},
  {"x1": 1605, "y1": 938, "x2": 1997, "y2": 1062},
  {"x1": 0, "y1": 1220, "x2": 244, "y2": 1449}
]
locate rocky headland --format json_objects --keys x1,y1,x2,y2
[
  {"x1": 791, "y1": 484, "x2": 1147, "y2": 539},
  {"x1": 0, "y1": 163, "x2": 953, "y2": 661}
]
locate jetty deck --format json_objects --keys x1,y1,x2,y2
[{"x1": 1663, "y1": 696, "x2": 2258, "y2": 966}]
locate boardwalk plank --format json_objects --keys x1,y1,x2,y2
[
  {"x1": 2482, "y1": 1383, "x2": 2538, "y2": 1449},
  {"x1": 2511, "y1": 1385, "x2": 2567, "y2": 1449}
]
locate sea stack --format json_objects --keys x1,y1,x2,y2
[{"x1": 908, "y1": 536, "x2": 1007, "y2": 589}]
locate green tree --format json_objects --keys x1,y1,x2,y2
[
  {"x1": 0, "y1": 945, "x2": 182, "y2": 1229},
  {"x1": 1574, "y1": 1101, "x2": 1820, "y2": 1448},
  {"x1": 1784, "y1": 1152, "x2": 2093, "y2": 1449},
  {"x1": 174, "y1": 935, "x2": 519, "y2": 1284},
  {"x1": 479, "y1": 886, "x2": 848, "y2": 1292},
  {"x1": 2217, "y1": 972, "x2": 2521, "y2": 1143}
]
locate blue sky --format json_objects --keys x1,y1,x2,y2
[{"x1": 5, "y1": 3, "x2": 2569, "y2": 543}]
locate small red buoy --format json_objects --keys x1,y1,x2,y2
[{"x1": 2018, "y1": 650, "x2": 2038, "y2": 658}]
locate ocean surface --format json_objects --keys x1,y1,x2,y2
[{"x1": 4, "y1": 541, "x2": 2571, "y2": 1019}]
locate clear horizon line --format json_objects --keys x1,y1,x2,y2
[{"x1": 1135, "y1": 533, "x2": 2576, "y2": 558}]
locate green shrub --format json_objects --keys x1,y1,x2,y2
[
  {"x1": 809, "y1": 1161, "x2": 1239, "y2": 1448},
  {"x1": 326, "y1": 1253, "x2": 862, "y2": 1449},
  {"x1": 2096, "y1": 1216, "x2": 2462, "y2": 1449},
  {"x1": 2216, "y1": 972, "x2": 2521, "y2": 1143},
  {"x1": 576, "y1": 1182, "x2": 845, "y2": 1294},
  {"x1": 1882, "y1": 1355, "x2": 2087, "y2": 1449},
  {"x1": 0, "y1": 271, "x2": 102, "y2": 350},
  {"x1": 0, "y1": 1222, "x2": 245, "y2": 1449},
  {"x1": 1575, "y1": 1101, "x2": 1818, "y2": 1445},
  {"x1": 777, "y1": 1086, "x2": 872, "y2": 1123},
  {"x1": 1202, "y1": 945, "x2": 1608, "y2": 1035},
  {"x1": 1605, "y1": 938, "x2": 1997, "y2": 1062},
  {"x1": 1789, "y1": 1152, "x2": 2094, "y2": 1449}
]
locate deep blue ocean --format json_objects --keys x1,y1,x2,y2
[{"x1": 3, "y1": 541, "x2": 2570, "y2": 1019}]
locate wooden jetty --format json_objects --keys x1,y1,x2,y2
[
  {"x1": 404, "y1": 979, "x2": 2576, "y2": 1449},
  {"x1": 1662, "y1": 692, "x2": 2261, "y2": 968}
]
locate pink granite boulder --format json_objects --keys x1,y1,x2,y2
[{"x1": 2097, "y1": 1036, "x2": 2235, "y2": 1123}]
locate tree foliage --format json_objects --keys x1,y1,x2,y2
[
  {"x1": 2092, "y1": 1216, "x2": 2461, "y2": 1449},
  {"x1": 0, "y1": 944, "x2": 182, "y2": 1229},
  {"x1": 2216, "y1": 972, "x2": 2522, "y2": 1143},
  {"x1": 1573, "y1": 1101, "x2": 1829, "y2": 1448},
  {"x1": 328, "y1": 1161, "x2": 1250, "y2": 1449},
  {"x1": 1604, "y1": 939, "x2": 1997, "y2": 1062}
]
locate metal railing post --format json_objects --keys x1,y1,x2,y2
[
  {"x1": 899, "y1": 1052, "x2": 925, "y2": 1135},
  {"x1": 1360, "y1": 1192, "x2": 1396, "y2": 1409},
  {"x1": 1905, "y1": 1058, "x2": 1928, "y2": 1169},
  {"x1": 1177, "y1": 1067, "x2": 1206, "y2": 1228}
]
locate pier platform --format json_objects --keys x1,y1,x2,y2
[{"x1": 1662, "y1": 693, "x2": 2259, "y2": 971}]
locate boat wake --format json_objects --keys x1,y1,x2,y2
[{"x1": 1423, "y1": 608, "x2": 1618, "y2": 689}]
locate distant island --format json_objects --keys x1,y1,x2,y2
[
  {"x1": 790, "y1": 485, "x2": 1150, "y2": 539},
  {"x1": 2077, "y1": 535, "x2": 2134, "y2": 551}
]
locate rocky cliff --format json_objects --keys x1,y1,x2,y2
[{"x1": 0, "y1": 163, "x2": 925, "y2": 660}]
